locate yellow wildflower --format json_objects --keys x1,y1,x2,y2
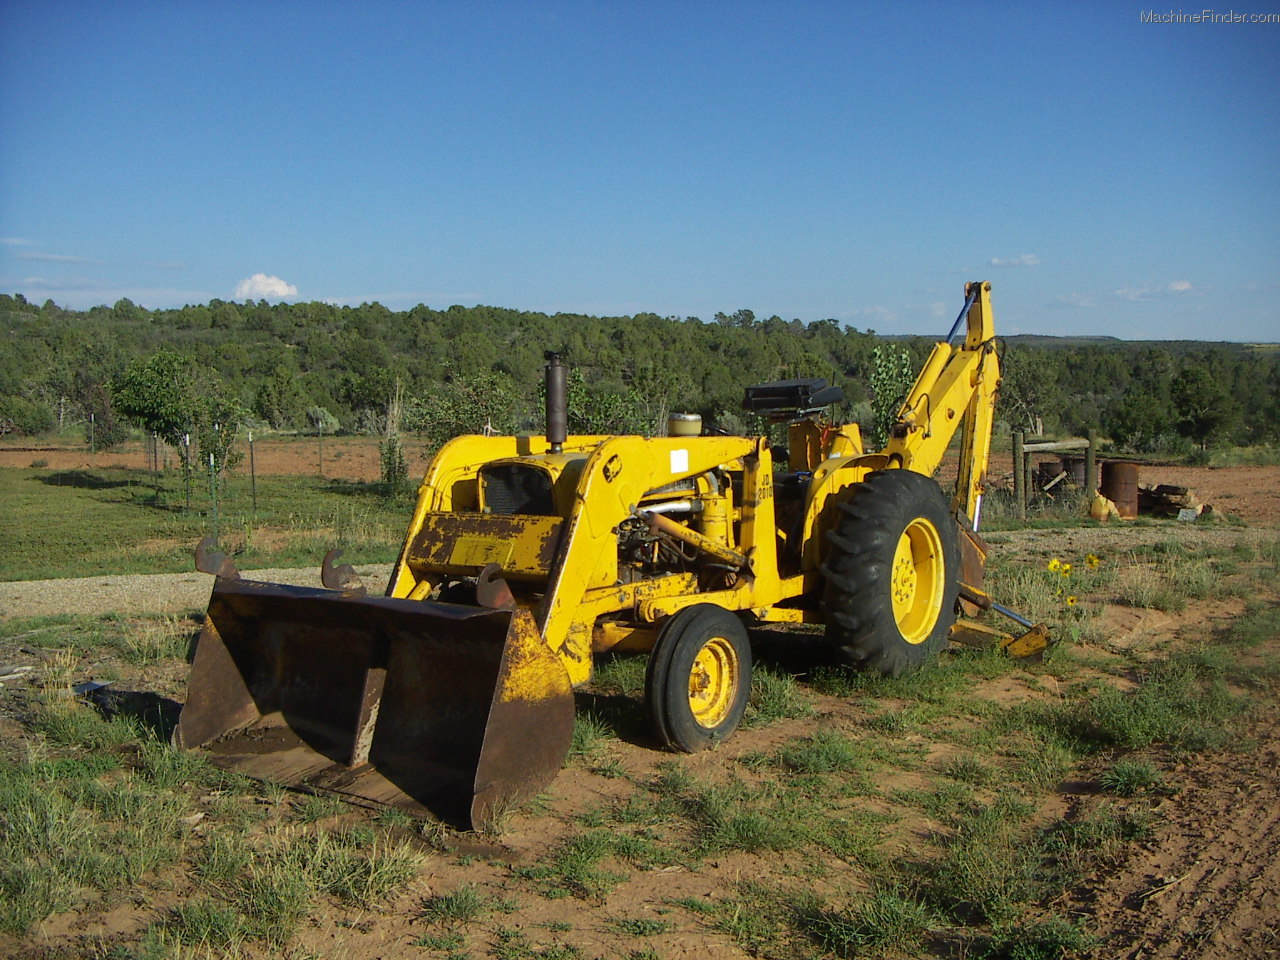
[
  {"x1": 1047, "y1": 558, "x2": 1062, "y2": 572},
  {"x1": 1085, "y1": 553, "x2": 1101, "y2": 569},
  {"x1": 1061, "y1": 563, "x2": 1072, "y2": 577},
  {"x1": 1066, "y1": 595, "x2": 1079, "y2": 606}
]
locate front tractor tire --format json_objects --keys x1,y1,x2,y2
[
  {"x1": 646, "y1": 604, "x2": 752, "y2": 752},
  {"x1": 822, "y1": 470, "x2": 960, "y2": 675}
]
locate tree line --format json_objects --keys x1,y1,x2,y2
[{"x1": 2, "y1": 293, "x2": 1276, "y2": 463}]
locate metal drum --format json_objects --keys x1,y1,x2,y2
[{"x1": 1100, "y1": 461, "x2": 1140, "y2": 518}]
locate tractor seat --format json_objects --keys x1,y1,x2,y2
[{"x1": 742, "y1": 379, "x2": 843, "y2": 419}]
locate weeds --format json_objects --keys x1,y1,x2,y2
[
  {"x1": 607, "y1": 915, "x2": 670, "y2": 936},
  {"x1": 942, "y1": 753, "x2": 996, "y2": 786},
  {"x1": 777, "y1": 729, "x2": 865, "y2": 774},
  {"x1": 1099, "y1": 759, "x2": 1165, "y2": 796},
  {"x1": 420, "y1": 885, "x2": 505, "y2": 925},
  {"x1": 985, "y1": 915, "x2": 1095, "y2": 959},
  {"x1": 926, "y1": 800, "x2": 1044, "y2": 925},
  {"x1": 2, "y1": 513, "x2": 1275, "y2": 956},
  {"x1": 290, "y1": 793, "x2": 346, "y2": 823},
  {"x1": 794, "y1": 882, "x2": 934, "y2": 955},
  {"x1": 569, "y1": 711, "x2": 613, "y2": 761},
  {"x1": 514, "y1": 832, "x2": 629, "y2": 901},
  {"x1": 589, "y1": 654, "x2": 647, "y2": 696},
  {"x1": 744, "y1": 665, "x2": 814, "y2": 726}
]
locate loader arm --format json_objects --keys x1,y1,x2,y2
[
  {"x1": 537, "y1": 434, "x2": 766, "y2": 686},
  {"x1": 881, "y1": 280, "x2": 1000, "y2": 528}
]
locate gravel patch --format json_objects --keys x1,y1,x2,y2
[{"x1": 0, "y1": 564, "x2": 396, "y2": 620}]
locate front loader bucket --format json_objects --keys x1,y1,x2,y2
[{"x1": 175, "y1": 578, "x2": 574, "y2": 830}]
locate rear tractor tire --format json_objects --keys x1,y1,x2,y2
[
  {"x1": 822, "y1": 470, "x2": 959, "y2": 675},
  {"x1": 646, "y1": 604, "x2": 752, "y2": 752}
]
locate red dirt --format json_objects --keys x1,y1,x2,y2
[{"x1": 0, "y1": 435, "x2": 431, "y2": 484}]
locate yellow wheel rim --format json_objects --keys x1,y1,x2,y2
[
  {"x1": 688, "y1": 636, "x2": 739, "y2": 729},
  {"x1": 890, "y1": 517, "x2": 945, "y2": 644}
]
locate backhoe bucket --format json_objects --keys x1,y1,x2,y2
[{"x1": 174, "y1": 578, "x2": 574, "y2": 830}]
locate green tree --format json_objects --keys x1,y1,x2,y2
[
  {"x1": 78, "y1": 376, "x2": 129, "y2": 449},
  {"x1": 252, "y1": 364, "x2": 306, "y2": 429},
  {"x1": 1000, "y1": 348, "x2": 1063, "y2": 435},
  {"x1": 405, "y1": 374, "x2": 524, "y2": 451},
  {"x1": 1104, "y1": 386, "x2": 1177, "y2": 454},
  {"x1": 112, "y1": 351, "x2": 244, "y2": 477},
  {"x1": 1170, "y1": 364, "x2": 1239, "y2": 450},
  {"x1": 564, "y1": 369, "x2": 653, "y2": 435},
  {"x1": 306, "y1": 406, "x2": 339, "y2": 434},
  {"x1": 0, "y1": 396, "x2": 54, "y2": 435},
  {"x1": 868, "y1": 345, "x2": 916, "y2": 449}
]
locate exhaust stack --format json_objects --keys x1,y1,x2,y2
[{"x1": 545, "y1": 351, "x2": 567, "y2": 453}]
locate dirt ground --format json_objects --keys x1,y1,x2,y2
[
  {"x1": 1063, "y1": 707, "x2": 1280, "y2": 958},
  {"x1": 3, "y1": 569, "x2": 1277, "y2": 958},
  {"x1": 0, "y1": 435, "x2": 428, "y2": 486},
  {"x1": 2, "y1": 447, "x2": 1278, "y2": 958}
]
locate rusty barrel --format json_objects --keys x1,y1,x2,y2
[
  {"x1": 1060, "y1": 456, "x2": 1086, "y2": 486},
  {"x1": 174, "y1": 577, "x2": 574, "y2": 829},
  {"x1": 1100, "y1": 461, "x2": 1140, "y2": 519}
]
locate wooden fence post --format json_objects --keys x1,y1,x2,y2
[
  {"x1": 1085, "y1": 429, "x2": 1097, "y2": 493},
  {"x1": 1013, "y1": 431, "x2": 1025, "y2": 522}
]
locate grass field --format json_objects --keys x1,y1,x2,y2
[
  {"x1": 2, "y1": 589, "x2": 1276, "y2": 958},
  {"x1": 1, "y1": 465, "x2": 412, "y2": 580},
  {"x1": 2, "y1": 462, "x2": 1279, "y2": 958}
]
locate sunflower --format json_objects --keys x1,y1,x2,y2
[{"x1": 1047, "y1": 558, "x2": 1062, "y2": 572}]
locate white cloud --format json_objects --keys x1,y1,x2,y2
[
  {"x1": 1052, "y1": 292, "x2": 1097, "y2": 309},
  {"x1": 19, "y1": 252, "x2": 103, "y2": 264},
  {"x1": 1114, "y1": 280, "x2": 1198, "y2": 302},
  {"x1": 235, "y1": 273, "x2": 298, "y2": 299},
  {"x1": 990, "y1": 254, "x2": 1040, "y2": 268},
  {"x1": 1054, "y1": 280, "x2": 1199, "y2": 309}
]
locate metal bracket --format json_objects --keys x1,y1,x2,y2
[
  {"x1": 322, "y1": 549, "x2": 366, "y2": 595},
  {"x1": 475, "y1": 563, "x2": 517, "y2": 610},
  {"x1": 195, "y1": 537, "x2": 241, "y2": 580}
]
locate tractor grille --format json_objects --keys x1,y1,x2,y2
[{"x1": 481, "y1": 464, "x2": 557, "y2": 516}]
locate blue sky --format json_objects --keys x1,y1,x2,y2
[{"x1": 2, "y1": 1, "x2": 1277, "y2": 340}]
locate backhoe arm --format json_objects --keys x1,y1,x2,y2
[{"x1": 881, "y1": 281, "x2": 1000, "y2": 528}]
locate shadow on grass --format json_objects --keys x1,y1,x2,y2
[
  {"x1": 748, "y1": 625, "x2": 833, "y2": 679},
  {"x1": 39, "y1": 469, "x2": 136, "y2": 490},
  {"x1": 86, "y1": 686, "x2": 184, "y2": 742},
  {"x1": 323, "y1": 477, "x2": 417, "y2": 504},
  {"x1": 574, "y1": 689, "x2": 655, "y2": 749}
]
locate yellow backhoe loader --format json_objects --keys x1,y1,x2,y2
[{"x1": 176, "y1": 281, "x2": 1043, "y2": 828}]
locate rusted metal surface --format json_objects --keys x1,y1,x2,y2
[
  {"x1": 321, "y1": 548, "x2": 366, "y2": 594},
  {"x1": 953, "y1": 582, "x2": 1048, "y2": 660},
  {"x1": 175, "y1": 578, "x2": 574, "y2": 829},
  {"x1": 407, "y1": 513, "x2": 563, "y2": 579},
  {"x1": 956, "y1": 525, "x2": 988, "y2": 617},
  {"x1": 475, "y1": 563, "x2": 516, "y2": 610},
  {"x1": 1101, "y1": 461, "x2": 1140, "y2": 519},
  {"x1": 194, "y1": 537, "x2": 241, "y2": 580}
]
